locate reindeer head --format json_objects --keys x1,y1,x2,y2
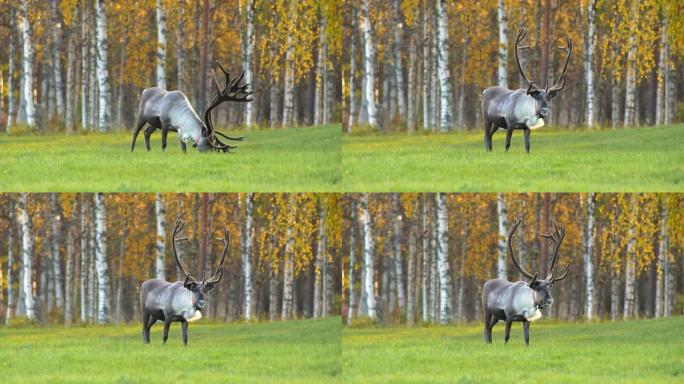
[
  {"x1": 515, "y1": 27, "x2": 572, "y2": 119},
  {"x1": 508, "y1": 218, "x2": 569, "y2": 309},
  {"x1": 171, "y1": 219, "x2": 229, "y2": 310},
  {"x1": 201, "y1": 61, "x2": 254, "y2": 153}
]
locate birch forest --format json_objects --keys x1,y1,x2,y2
[
  {"x1": 343, "y1": 193, "x2": 684, "y2": 325},
  {"x1": 0, "y1": 0, "x2": 342, "y2": 133},
  {"x1": 0, "y1": 193, "x2": 341, "y2": 325},
  {"x1": 344, "y1": 0, "x2": 684, "y2": 132}
]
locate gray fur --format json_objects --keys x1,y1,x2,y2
[{"x1": 131, "y1": 88, "x2": 210, "y2": 153}]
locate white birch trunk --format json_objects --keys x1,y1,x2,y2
[
  {"x1": 281, "y1": 196, "x2": 295, "y2": 320},
  {"x1": 348, "y1": 8, "x2": 357, "y2": 131},
  {"x1": 18, "y1": 0, "x2": 35, "y2": 127},
  {"x1": 655, "y1": 200, "x2": 668, "y2": 317},
  {"x1": 269, "y1": 268, "x2": 278, "y2": 321},
  {"x1": 430, "y1": 208, "x2": 438, "y2": 322},
  {"x1": 65, "y1": 34, "x2": 75, "y2": 133},
  {"x1": 94, "y1": 0, "x2": 111, "y2": 131},
  {"x1": 422, "y1": 4, "x2": 430, "y2": 130},
  {"x1": 347, "y1": 201, "x2": 356, "y2": 324},
  {"x1": 155, "y1": 193, "x2": 166, "y2": 280},
  {"x1": 664, "y1": 37, "x2": 673, "y2": 125},
  {"x1": 80, "y1": 198, "x2": 87, "y2": 323},
  {"x1": 497, "y1": 193, "x2": 508, "y2": 280},
  {"x1": 242, "y1": 193, "x2": 254, "y2": 320},
  {"x1": 429, "y1": 24, "x2": 438, "y2": 131},
  {"x1": 436, "y1": 0, "x2": 451, "y2": 131},
  {"x1": 391, "y1": 194, "x2": 405, "y2": 310},
  {"x1": 282, "y1": 2, "x2": 296, "y2": 127},
  {"x1": 5, "y1": 199, "x2": 15, "y2": 324},
  {"x1": 436, "y1": 193, "x2": 450, "y2": 324},
  {"x1": 94, "y1": 193, "x2": 110, "y2": 324},
  {"x1": 584, "y1": 193, "x2": 595, "y2": 320},
  {"x1": 6, "y1": 10, "x2": 14, "y2": 131},
  {"x1": 421, "y1": 197, "x2": 429, "y2": 322},
  {"x1": 156, "y1": 0, "x2": 167, "y2": 89},
  {"x1": 611, "y1": 69, "x2": 620, "y2": 129},
  {"x1": 18, "y1": 193, "x2": 35, "y2": 320},
  {"x1": 314, "y1": 12, "x2": 326, "y2": 126},
  {"x1": 623, "y1": 0, "x2": 638, "y2": 127},
  {"x1": 242, "y1": 0, "x2": 255, "y2": 126},
  {"x1": 51, "y1": 0, "x2": 65, "y2": 118},
  {"x1": 496, "y1": 0, "x2": 508, "y2": 88},
  {"x1": 407, "y1": 34, "x2": 417, "y2": 132},
  {"x1": 360, "y1": 0, "x2": 377, "y2": 127},
  {"x1": 656, "y1": 13, "x2": 668, "y2": 126},
  {"x1": 391, "y1": 0, "x2": 406, "y2": 119},
  {"x1": 314, "y1": 204, "x2": 325, "y2": 318},
  {"x1": 50, "y1": 194, "x2": 64, "y2": 310},
  {"x1": 64, "y1": 224, "x2": 74, "y2": 325},
  {"x1": 361, "y1": 193, "x2": 376, "y2": 319},
  {"x1": 623, "y1": 197, "x2": 637, "y2": 319},
  {"x1": 585, "y1": 0, "x2": 596, "y2": 127},
  {"x1": 406, "y1": 223, "x2": 416, "y2": 324}
]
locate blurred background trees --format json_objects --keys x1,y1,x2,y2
[
  {"x1": 343, "y1": 193, "x2": 684, "y2": 325},
  {"x1": 0, "y1": 193, "x2": 341, "y2": 325},
  {"x1": 0, "y1": 0, "x2": 342, "y2": 133},
  {"x1": 344, "y1": 0, "x2": 684, "y2": 132}
]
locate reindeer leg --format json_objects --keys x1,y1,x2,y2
[
  {"x1": 181, "y1": 320, "x2": 189, "y2": 346},
  {"x1": 180, "y1": 139, "x2": 187, "y2": 153},
  {"x1": 504, "y1": 123, "x2": 513, "y2": 152},
  {"x1": 504, "y1": 319, "x2": 513, "y2": 344},
  {"x1": 523, "y1": 320, "x2": 530, "y2": 346},
  {"x1": 131, "y1": 121, "x2": 147, "y2": 152},
  {"x1": 484, "y1": 312, "x2": 493, "y2": 343},
  {"x1": 142, "y1": 312, "x2": 150, "y2": 344},
  {"x1": 484, "y1": 120, "x2": 493, "y2": 152},
  {"x1": 161, "y1": 127, "x2": 169, "y2": 151},
  {"x1": 144, "y1": 126, "x2": 155, "y2": 151},
  {"x1": 162, "y1": 319, "x2": 171, "y2": 344},
  {"x1": 523, "y1": 128, "x2": 531, "y2": 153}
]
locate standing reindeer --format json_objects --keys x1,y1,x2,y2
[
  {"x1": 140, "y1": 219, "x2": 228, "y2": 345},
  {"x1": 481, "y1": 27, "x2": 572, "y2": 153},
  {"x1": 131, "y1": 61, "x2": 253, "y2": 153},
  {"x1": 482, "y1": 218, "x2": 569, "y2": 345}
]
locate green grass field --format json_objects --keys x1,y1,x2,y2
[
  {"x1": 0, "y1": 317, "x2": 341, "y2": 384},
  {"x1": 342, "y1": 317, "x2": 684, "y2": 383},
  {"x1": 342, "y1": 125, "x2": 684, "y2": 191},
  {"x1": 0, "y1": 125, "x2": 340, "y2": 192}
]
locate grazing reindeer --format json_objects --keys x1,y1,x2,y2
[
  {"x1": 140, "y1": 219, "x2": 228, "y2": 345},
  {"x1": 482, "y1": 218, "x2": 568, "y2": 346},
  {"x1": 131, "y1": 61, "x2": 253, "y2": 153},
  {"x1": 482, "y1": 27, "x2": 572, "y2": 153}
]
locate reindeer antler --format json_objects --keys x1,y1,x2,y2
[
  {"x1": 205, "y1": 227, "x2": 229, "y2": 285},
  {"x1": 540, "y1": 219, "x2": 566, "y2": 280},
  {"x1": 172, "y1": 219, "x2": 196, "y2": 284},
  {"x1": 549, "y1": 34, "x2": 572, "y2": 93},
  {"x1": 515, "y1": 27, "x2": 540, "y2": 93},
  {"x1": 508, "y1": 218, "x2": 536, "y2": 280},
  {"x1": 203, "y1": 61, "x2": 254, "y2": 153}
]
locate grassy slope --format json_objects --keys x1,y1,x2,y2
[
  {"x1": 0, "y1": 317, "x2": 341, "y2": 384},
  {"x1": 342, "y1": 317, "x2": 684, "y2": 384},
  {"x1": 0, "y1": 125, "x2": 340, "y2": 192},
  {"x1": 342, "y1": 125, "x2": 684, "y2": 192}
]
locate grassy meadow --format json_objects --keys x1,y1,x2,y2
[
  {"x1": 0, "y1": 125, "x2": 341, "y2": 192},
  {"x1": 342, "y1": 316, "x2": 684, "y2": 383},
  {"x1": 0, "y1": 317, "x2": 341, "y2": 384},
  {"x1": 342, "y1": 124, "x2": 684, "y2": 191}
]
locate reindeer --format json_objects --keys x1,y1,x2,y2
[
  {"x1": 131, "y1": 61, "x2": 253, "y2": 153},
  {"x1": 140, "y1": 219, "x2": 228, "y2": 345},
  {"x1": 482, "y1": 27, "x2": 572, "y2": 153},
  {"x1": 482, "y1": 218, "x2": 569, "y2": 346}
]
